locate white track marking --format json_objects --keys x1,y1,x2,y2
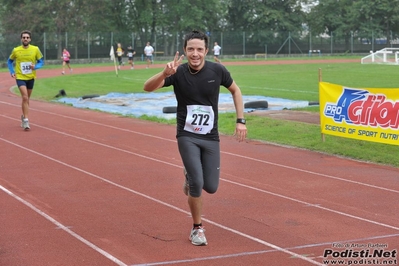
[
  {"x1": 2, "y1": 130, "x2": 399, "y2": 263},
  {"x1": 222, "y1": 151, "x2": 399, "y2": 194},
  {"x1": 131, "y1": 233, "x2": 399, "y2": 265},
  {"x1": 1, "y1": 105, "x2": 398, "y2": 265},
  {"x1": 1, "y1": 115, "x2": 398, "y2": 230},
  {"x1": 0, "y1": 185, "x2": 128, "y2": 266},
  {"x1": 1, "y1": 109, "x2": 397, "y2": 194},
  {"x1": 223, "y1": 178, "x2": 399, "y2": 231},
  {"x1": 0, "y1": 137, "x2": 324, "y2": 265}
]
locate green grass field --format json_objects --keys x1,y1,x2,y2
[{"x1": 8, "y1": 58, "x2": 399, "y2": 167}]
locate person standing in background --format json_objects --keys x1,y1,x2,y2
[
  {"x1": 61, "y1": 48, "x2": 72, "y2": 74},
  {"x1": 212, "y1": 42, "x2": 222, "y2": 63},
  {"x1": 116, "y1": 43, "x2": 124, "y2": 70},
  {"x1": 127, "y1": 46, "x2": 136, "y2": 69},
  {"x1": 7, "y1": 30, "x2": 44, "y2": 130},
  {"x1": 144, "y1": 42, "x2": 154, "y2": 69}
]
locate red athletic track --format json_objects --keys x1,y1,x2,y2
[{"x1": 1, "y1": 60, "x2": 398, "y2": 266}]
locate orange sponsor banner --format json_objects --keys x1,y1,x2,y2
[{"x1": 319, "y1": 82, "x2": 399, "y2": 146}]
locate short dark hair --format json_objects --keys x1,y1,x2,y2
[
  {"x1": 20, "y1": 30, "x2": 31, "y2": 38},
  {"x1": 184, "y1": 30, "x2": 208, "y2": 49}
]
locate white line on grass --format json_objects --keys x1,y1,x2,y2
[{"x1": 245, "y1": 86, "x2": 318, "y2": 94}]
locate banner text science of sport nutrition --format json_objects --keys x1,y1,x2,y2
[{"x1": 319, "y1": 82, "x2": 399, "y2": 146}]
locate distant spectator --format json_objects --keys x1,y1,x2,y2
[
  {"x1": 144, "y1": 42, "x2": 154, "y2": 69},
  {"x1": 212, "y1": 42, "x2": 221, "y2": 63}
]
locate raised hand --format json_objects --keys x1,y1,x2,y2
[{"x1": 163, "y1": 51, "x2": 184, "y2": 77}]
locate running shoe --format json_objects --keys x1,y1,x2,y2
[
  {"x1": 20, "y1": 115, "x2": 24, "y2": 128},
  {"x1": 183, "y1": 168, "x2": 189, "y2": 196},
  {"x1": 22, "y1": 118, "x2": 30, "y2": 130},
  {"x1": 189, "y1": 227, "x2": 207, "y2": 246},
  {"x1": 62, "y1": 71, "x2": 65, "y2": 75}
]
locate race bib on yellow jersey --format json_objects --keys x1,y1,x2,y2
[
  {"x1": 20, "y1": 62, "x2": 33, "y2": 75},
  {"x1": 184, "y1": 105, "x2": 214, "y2": 134}
]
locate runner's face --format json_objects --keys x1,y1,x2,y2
[
  {"x1": 184, "y1": 39, "x2": 208, "y2": 69},
  {"x1": 21, "y1": 35, "x2": 31, "y2": 47}
]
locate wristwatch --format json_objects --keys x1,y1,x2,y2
[{"x1": 236, "y1": 118, "x2": 246, "y2": 125}]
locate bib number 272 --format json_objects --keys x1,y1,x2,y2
[
  {"x1": 192, "y1": 113, "x2": 210, "y2": 126},
  {"x1": 184, "y1": 105, "x2": 214, "y2": 135}
]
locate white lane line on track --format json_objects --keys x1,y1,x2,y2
[
  {"x1": 1, "y1": 110, "x2": 398, "y2": 195},
  {"x1": 131, "y1": 250, "x2": 277, "y2": 266},
  {"x1": 222, "y1": 151, "x2": 399, "y2": 194},
  {"x1": 223, "y1": 178, "x2": 399, "y2": 231},
  {"x1": 1, "y1": 110, "x2": 399, "y2": 260},
  {"x1": 131, "y1": 233, "x2": 399, "y2": 265},
  {"x1": 0, "y1": 137, "x2": 324, "y2": 266},
  {"x1": 0, "y1": 184, "x2": 128, "y2": 266},
  {"x1": 1, "y1": 115, "x2": 399, "y2": 229},
  {"x1": 0, "y1": 103, "x2": 176, "y2": 143}
]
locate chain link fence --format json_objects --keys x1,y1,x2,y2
[{"x1": 1, "y1": 30, "x2": 398, "y2": 63}]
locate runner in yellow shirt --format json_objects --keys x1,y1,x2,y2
[
  {"x1": 7, "y1": 30, "x2": 44, "y2": 130},
  {"x1": 116, "y1": 43, "x2": 124, "y2": 70}
]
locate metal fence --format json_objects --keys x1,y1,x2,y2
[{"x1": 1, "y1": 30, "x2": 399, "y2": 62}]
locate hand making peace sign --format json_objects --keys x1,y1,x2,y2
[{"x1": 163, "y1": 51, "x2": 184, "y2": 77}]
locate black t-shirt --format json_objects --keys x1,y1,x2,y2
[
  {"x1": 127, "y1": 48, "x2": 135, "y2": 58},
  {"x1": 163, "y1": 61, "x2": 233, "y2": 141}
]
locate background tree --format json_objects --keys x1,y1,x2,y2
[
  {"x1": 2, "y1": 0, "x2": 399, "y2": 59},
  {"x1": 226, "y1": 0, "x2": 305, "y2": 53},
  {"x1": 351, "y1": 0, "x2": 399, "y2": 43},
  {"x1": 306, "y1": 0, "x2": 359, "y2": 51}
]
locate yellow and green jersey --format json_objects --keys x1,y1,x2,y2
[
  {"x1": 116, "y1": 47, "x2": 124, "y2": 57},
  {"x1": 8, "y1": 45, "x2": 44, "y2": 80}
]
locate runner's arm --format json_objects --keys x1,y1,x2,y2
[
  {"x1": 143, "y1": 52, "x2": 183, "y2": 92},
  {"x1": 227, "y1": 81, "x2": 247, "y2": 142},
  {"x1": 7, "y1": 58, "x2": 15, "y2": 75},
  {"x1": 143, "y1": 72, "x2": 166, "y2": 92},
  {"x1": 34, "y1": 57, "x2": 44, "y2": 70},
  {"x1": 227, "y1": 81, "x2": 245, "y2": 119}
]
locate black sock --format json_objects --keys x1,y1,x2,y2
[{"x1": 193, "y1": 223, "x2": 202, "y2": 228}]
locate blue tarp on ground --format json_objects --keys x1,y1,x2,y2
[{"x1": 55, "y1": 92, "x2": 309, "y2": 119}]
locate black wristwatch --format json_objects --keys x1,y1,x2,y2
[{"x1": 236, "y1": 118, "x2": 246, "y2": 125}]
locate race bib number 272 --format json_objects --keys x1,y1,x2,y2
[{"x1": 184, "y1": 105, "x2": 214, "y2": 135}]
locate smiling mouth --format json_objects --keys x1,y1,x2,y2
[{"x1": 190, "y1": 58, "x2": 201, "y2": 63}]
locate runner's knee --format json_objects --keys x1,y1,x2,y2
[
  {"x1": 203, "y1": 185, "x2": 218, "y2": 194},
  {"x1": 21, "y1": 95, "x2": 29, "y2": 102}
]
